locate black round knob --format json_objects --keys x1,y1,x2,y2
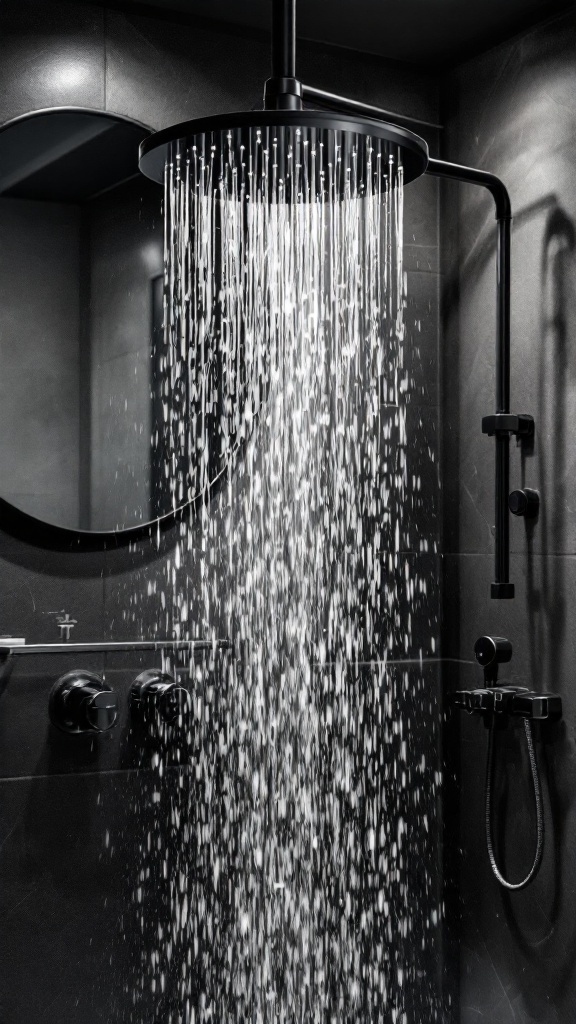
[
  {"x1": 509, "y1": 488, "x2": 540, "y2": 518},
  {"x1": 474, "y1": 636, "x2": 513, "y2": 668},
  {"x1": 131, "y1": 670, "x2": 191, "y2": 725},
  {"x1": 49, "y1": 671, "x2": 118, "y2": 734}
]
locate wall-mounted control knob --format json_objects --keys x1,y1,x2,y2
[
  {"x1": 474, "y1": 636, "x2": 512, "y2": 684},
  {"x1": 509, "y1": 488, "x2": 540, "y2": 519},
  {"x1": 49, "y1": 671, "x2": 118, "y2": 734},
  {"x1": 130, "y1": 670, "x2": 191, "y2": 725}
]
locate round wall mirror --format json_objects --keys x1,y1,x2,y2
[{"x1": 0, "y1": 107, "x2": 238, "y2": 537}]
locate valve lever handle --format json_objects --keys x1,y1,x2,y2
[
  {"x1": 131, "y1": 669, "x2": 191, "y2": 726},
  {"x1": 49, "y1": 671, "x2": 118, "y2": 734}
]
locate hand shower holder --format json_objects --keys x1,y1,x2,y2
[
  {"x1": 450, "y1": 686, "x2": 562, "y2": 722},
  {"x1": 449, "y1": 635, "x2": 562, "y2": 723},
  {"x1": 481, "y1": 414, "x2": 534, "y2": 441}
]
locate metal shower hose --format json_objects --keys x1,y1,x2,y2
[{"x1": 485, "y1": 717, "x2": 544, "y2": 890}]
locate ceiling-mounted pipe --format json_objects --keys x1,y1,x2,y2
[
  {"x1": 265, "y1": 0, "x2": 302, "y2": 109},
  {"x1": 272, "y1": 0, "x2": 296, "y2": 79},
  {"x1": 301, "y1": 84, "x2": 443, "y2": 132},
  {"x1": 426, "y1": 157, "x2": 520, "y2": 599}
]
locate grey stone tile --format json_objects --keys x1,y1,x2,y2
[
  {"x1": 0, "y1": 536, "x2": 105, "y2": 644},
  {"x1": 343, "y1": 552, "x2": 441, "y2": 662},
  {"x1": 0, "y1": 770, "x2": 137, "y2": 1024},
  {"x1": 0, "y1": 766, "x2": 200, "y2": 1023},
  {"x1": 379, "y1": 403, "x2": 441, "y2": 553},
  {"x1": 449, "y1": 11, "x2": 576, "y2": 254},
  {"x1": 105, "y1": 9, "x2": 268, "y2": 130},
  {"x1": 405, "y1": 271, "x2": 440, "y2": 407},
  {"x1": 0, "y1": 1, "x2": 105, "y2": 124},
  {"x1": 298, "y1": 43, "x2": 439, "y2": 131},
  {"x1": 404, "y1": 243, "x2": 440, "y2": 274},
  {"x1": 102, "y1": 514, "x2": 225, "y2": 642},
  {"x1": 404, "y1": 171, "x2": 439, "y2": 252},
  {"x1": 313, "y1": 658, "x2": 446, "y2": 1018}
]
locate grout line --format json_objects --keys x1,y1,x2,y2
[
  {"x1": 314, "y1": 657, "x2": 444, "y2": 668},
  {"x1": 312, "y1": 657, "x2": 475, "y2": 667},
  {"x1": 376, "y1": 550, "x2": 441, "y2": 557},
  {"x1": 103, "y1": 7, "x2": 108, "y2": 111},
  {"x1": 442, "y1": 551, "x2": 576, "y2": 559},
  {"x1": 0, "y1": 765, "x2": 187, "y2": 784}
]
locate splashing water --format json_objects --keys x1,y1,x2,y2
[{"x1": 122, "y1": 125, "x2": 443, "y2": 1023}]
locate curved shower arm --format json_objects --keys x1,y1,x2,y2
[
  {"x1": 426, "y1": 156, "x2": 511, "y2": 220},
  {"x1": 301, "y1": 84, "x2": 444, "y2": 133},
  {"x1": 425, "y1": 158, "x2": 511, "y2": 418},
  {"x1": 265, "y1": 0, "x2": 302, "y2": 109},
  {"x1": 425, "y1": 157, "x2": 528, "y2": 600}
]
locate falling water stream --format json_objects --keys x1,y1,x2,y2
[{"x1": 117, "y1": 126, "x2": 443, "y2": 1024}]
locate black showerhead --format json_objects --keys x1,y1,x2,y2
[{"x1": 139, "y1": 108, "x2": 428, "y2": 203}]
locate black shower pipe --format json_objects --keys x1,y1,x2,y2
[
  {"x1": 426, "y1": 159, "x2": 514, "y2": 600},
  {"x1": 265, "y1": 0, "x2": 302, "y2": 109}
]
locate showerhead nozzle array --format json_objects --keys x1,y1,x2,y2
[{"x1": 138, "y1": 109, "x2": 429, "y2": 201}]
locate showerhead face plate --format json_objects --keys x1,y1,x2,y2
[{"x1": 139, "y1": 109, "x2": 429, "y2": 199}]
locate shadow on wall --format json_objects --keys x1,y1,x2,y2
[
  {"x1": 529, "y1": 207, "x2": 576, "y2": 690},
  {"x1": 501, "y1": 204, "x2": 576, "y2": 1005}
]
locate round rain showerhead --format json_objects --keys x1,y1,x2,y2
[{"x1": 139, "y1": 109, "x2": 429, "y2": 200}]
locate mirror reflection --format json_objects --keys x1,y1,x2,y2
[{"x1": 0, "y1": 108, "x2": 171, "y2": 532}]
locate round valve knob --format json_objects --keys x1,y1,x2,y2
[
  {"x1": 474, "y1": 636, "x2": 513, "y2": 684},
  {"x1": 130, "y1": 669, "x2": 191, "y2": 725},
  {"x1": 509, "y1": 488, "x2": 540, "y2": 519},
  {"x1": 474, "y1": 636, "x2": 513, "y2": 668},
  {"x1": 49, "y1": 671, "x2": 118, "y2": 734}
]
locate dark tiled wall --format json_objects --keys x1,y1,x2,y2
[
  {"x1": 441, "y1": 9, "x2": 576, "y2": 1022},
  {"x1": 0, "y1": 2, "x2": 442, "y2": 1022}
]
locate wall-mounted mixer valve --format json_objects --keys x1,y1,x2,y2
[
  {"x1": 49, "y1": 671, "x2": 118, "y2": 734},
  {"x1": 449, "y1": 635, "x2": 562, "y2": 891},
  {"x1": 449, "y1": 636, "x2": 562, "y2": 722},
  {"x1": 130, "y1": 669, "x2": 191, "y2": 726}
]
